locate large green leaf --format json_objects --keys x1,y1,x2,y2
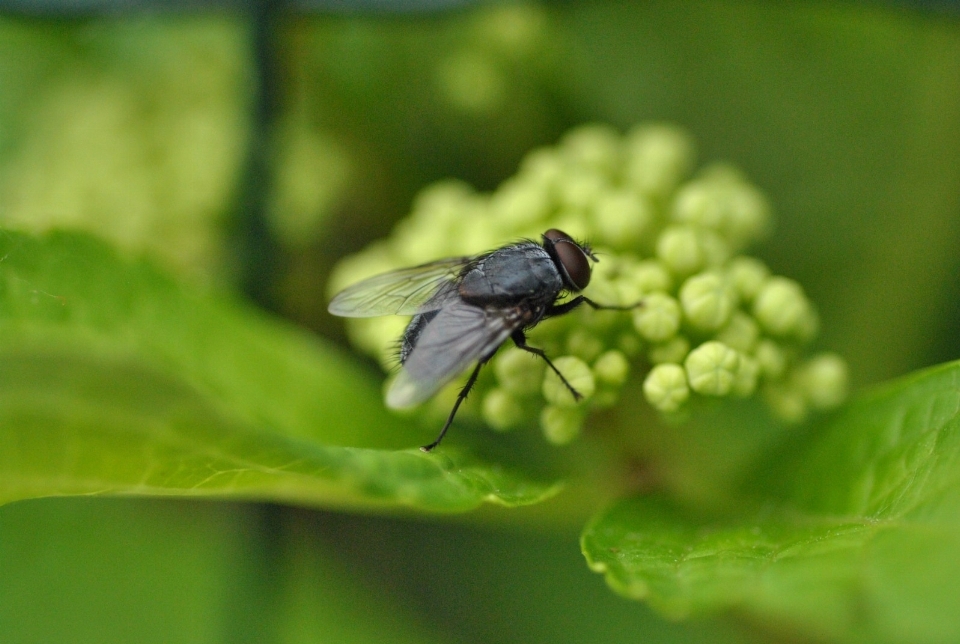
[
  {"x1": 0, "y1": 229, "x2": 559, "y2": 511},
  {"x1": 582, "y1": 361, "x2": 960, "y2": 643}
]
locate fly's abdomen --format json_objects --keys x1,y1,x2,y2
[{"x1": 399, "y1": 310, "x2": 439, "y2": 364}]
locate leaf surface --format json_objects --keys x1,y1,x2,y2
[
  {"x1": 583, "y1": 362, "x2": 960, "y2": 643},
  {"x1": 0, "y1": 230, "x2": 558, "y2": 512}
]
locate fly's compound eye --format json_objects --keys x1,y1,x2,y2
[{"x1": 544, "y1": 228, "x2": 592, "y2": 291}]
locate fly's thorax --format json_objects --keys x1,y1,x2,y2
[{"x1": 458, "y1": 242, "x2": 563, "y2": 307}]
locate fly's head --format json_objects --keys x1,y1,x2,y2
[{"x1": 542, "y1": 229, "x2": 596, "y2": 292}]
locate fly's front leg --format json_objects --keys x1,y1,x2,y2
[
  {"x1": 511, "y1": 329, "x2": 582, "y2": 401},
  {"x1": 544, "y1": 295, "x2": 643, "y2": 318}
]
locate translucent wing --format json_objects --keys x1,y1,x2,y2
[
  {"x1": 328, "y1": 257, "x2": 469, "y2": 318},
  {"x1": 386, "y1": 300, "x2": 522, "y2": 409}
]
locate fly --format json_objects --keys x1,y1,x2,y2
[{"x1": 328, "y1": 229, "x2": 640, "y2": 452}]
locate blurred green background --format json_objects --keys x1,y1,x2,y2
[{"x1": 1, "y1": 1, "x2": 959, "y2": 642}]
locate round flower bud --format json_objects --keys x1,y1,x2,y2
[
  {"x1": 715, "y1": 311, "x2": 760, "y2": 354},
  {"x1": 624, "y1": 123, "x2": 696, "y2": 198},
  {"x1": 482, "y1": 388, "x2": 525, "y2": 431},
  {"x1": 752, "y1": 277, "x2": 813, "y2": 338},
  {"x1": 732, "y1": 355, "x2": 760, "y2": 397},
  {"x1": 727, "y1": 256, "x2": 770, "y2": 302},
  {"x1": 648, "y1": 335, "x2": 690, "y2": 365},
  {"x1": 679, "y1": 272, "x2": 737, "y2": 332},
  {"x1": 593, "y1": 350, "x2": 630, "y2": 386},
  {"x1": 699, "y1": 229, "x2": 732, "y2": 268},
  {"x1": 592, "y1": 190, "x2": 653, "y2": 249},
  {"x1": 540, "y1": 405, "x2": 584, "y2": 445},
  {"x1": 566, "y1": 328, "x2": 605, "y2": 362},
  {"x1": 684, "y1": 341, "x2": 741, "y2": 396},
  {"x1": 558, "y1": 171, "x2": 608, "y2": 211},
  {"x1": 671, "y1": 179, "x2": 726, "y2": 229},
  {"x1": 625, "y1": 260, "x2": 674, "y2": 295},
  {"x1": 632, "y1": 292, "x2": 681, "y2": 342},
  {"x1": 722, "y1": 180, "x2": 771, "y2": 249},
  {"x1": 489, "y1": 178, "x2": 551, "y2": 227},
  {"x1": 643, "y1": 363, "x2": 690, "y2": 412},
  {"x1": 560, "y1": 123, "x2": 622, "y2": 175},
  {"x1": 797, "y1": 353, "x2": 849, "y2": 410},
  {"x1": 519, "y1": 147, "x2": 564, "y2": 191},
  {"x1": 754, "y1": 339, "x2": 788, "y2": 380},
  {"x1": 656, "y1": 225, "x2": 704, "y2": 277},
  {"x1": 542, "y1": 356, "x2": 595, "y2": 407},
  {"x1": 493, "y1": 347, "x2": 545, "y2": 396}
]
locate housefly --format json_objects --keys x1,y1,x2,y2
[{"x1": 328, "y1": 229, "x2": 640, "y2": 452}]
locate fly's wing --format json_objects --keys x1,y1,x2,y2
[
  {"x1": 386, "y1": 300, "x2": 521, "y2": 409},
  {"x1": 328, "y1": 257, "x2": 469, "y2": 318}
]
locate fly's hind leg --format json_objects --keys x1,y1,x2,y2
[
  {"x1": 511, "y1": 329, "x2": 582, "y2": 402},
  {"x1": 421, "y1": 356, "x2": 490, "y2": 453}
]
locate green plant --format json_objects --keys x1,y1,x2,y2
[{"x1": 3, "y1": 4, "x2": 960, "y2": 644}]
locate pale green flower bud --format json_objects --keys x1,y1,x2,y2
[
  {"x1": 699, "y1": 229, "x2": 733, "y2": 268},
  {"x1": 540, "y1": 405, "x2": 584, "y2": 445},
  {"x1": 410, "y1": 179, "x2": 476, "y2": 216},
  {"x1": 632, "y1": 292, "x2": 681, "y2": 342},
  {"x1": 591, "y1": 190, "x2": 653, "y2": 250},
  {"x1": 593, "y1": 350, "x2": 630, "y2": 386},
  {"x1": 656, "y1": 225, "x2": 704, "y2": 277},
  {"x1": 732, "y1": 355, "x2": 760, "y2": 397},
  {"x1": 624, "y1": 123, "x2": 696, "y2": 198},
  {"x1": 519, "y1": 147, "x2": 564, "y2": 191},
  {"x1": 626, "y1": 260, "x2": 674, "y2": 295},
  {"x1": 752, "y1": 277, "x2": 814, "y2": 338},
  {"x1": 648, "y1": 335, "x2": 690, "y2": 365},
  {"x1": 643, "y1": 363, "x2": 690, "y2": 412},
  {"x1": 754, "y1": 338, "x2": 787, "y2": 380},
  {"x1": 670, "y1": 167, "x2": 770, "y2": 249},
  {"x1": 679, "y1": 272, "x2": 738, "y2": 332},
  {"x1": 566, "y1": 328, "x2": 605, "y2": 362},
  {"x1": 715, "y1": 311, "x2": 761, "y2": 354},
  {"x1": 797, "y1": 353, "x2": 849, "y2": 410},
  {"x1": 685, "y1": 341, "x2": 741, "y2": 396},
  {"x1": 560, "y1": 123, "x2": 622, "y2": 175},
  {"x1": 489, "y1": 178, "x2": 551, "y2": 227},
  {"x1": 493, "y1": 346, "x2": 545, "y2": 396},
  {"x1": 727, "y1": 256, "x2": 770, "y2": 302},
  {"x1": 542, "y1": 356, "x2": 595, "y2": 407},
  {"x1": 558, "y1": 172, "x2": 609, "y2": 211},
  {"x1": 482, "y1": 388, "x2": 525, "y2": 431},
  {"x1": 671, "y1": 178, "x2": 726, "y2": 229},
  {"x1": 722, "y1": 180, "x2": 771, "y2": 249},
  {"x1": 392, "y1": 214, "x2": 456, "y2": 264}
]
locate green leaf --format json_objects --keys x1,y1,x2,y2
[
  {"x1": 0, "y1": 229, "x2": 559, "y2": 511},
  {"x1": 582, "y1": 361, "x2": 960, "y2": 643}
]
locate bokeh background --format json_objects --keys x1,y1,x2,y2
[{"x1": 1, "y1": 1, "x2": 959, "y2": 642}]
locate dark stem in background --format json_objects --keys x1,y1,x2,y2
[{"x1": 234, "y1": 0, "x2": 282, "y2": 309}]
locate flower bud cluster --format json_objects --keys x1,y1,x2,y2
[{"x1": 330, "y1": 123, "x2": 849, "y2": 444}]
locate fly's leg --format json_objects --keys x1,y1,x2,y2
[
  {"x1": 421, "y1": 357, "x2": 489, "y2": 453},
  {"x1": 545, "y1": 295, "x2": 643, "y2": 318},
  {"x1": 511, "y1": 329, "x2": 582, "y2": 402}
]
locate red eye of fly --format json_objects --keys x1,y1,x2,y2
[{"x1": 544, "y1": 228, "x2": 591, "y2": 291}]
